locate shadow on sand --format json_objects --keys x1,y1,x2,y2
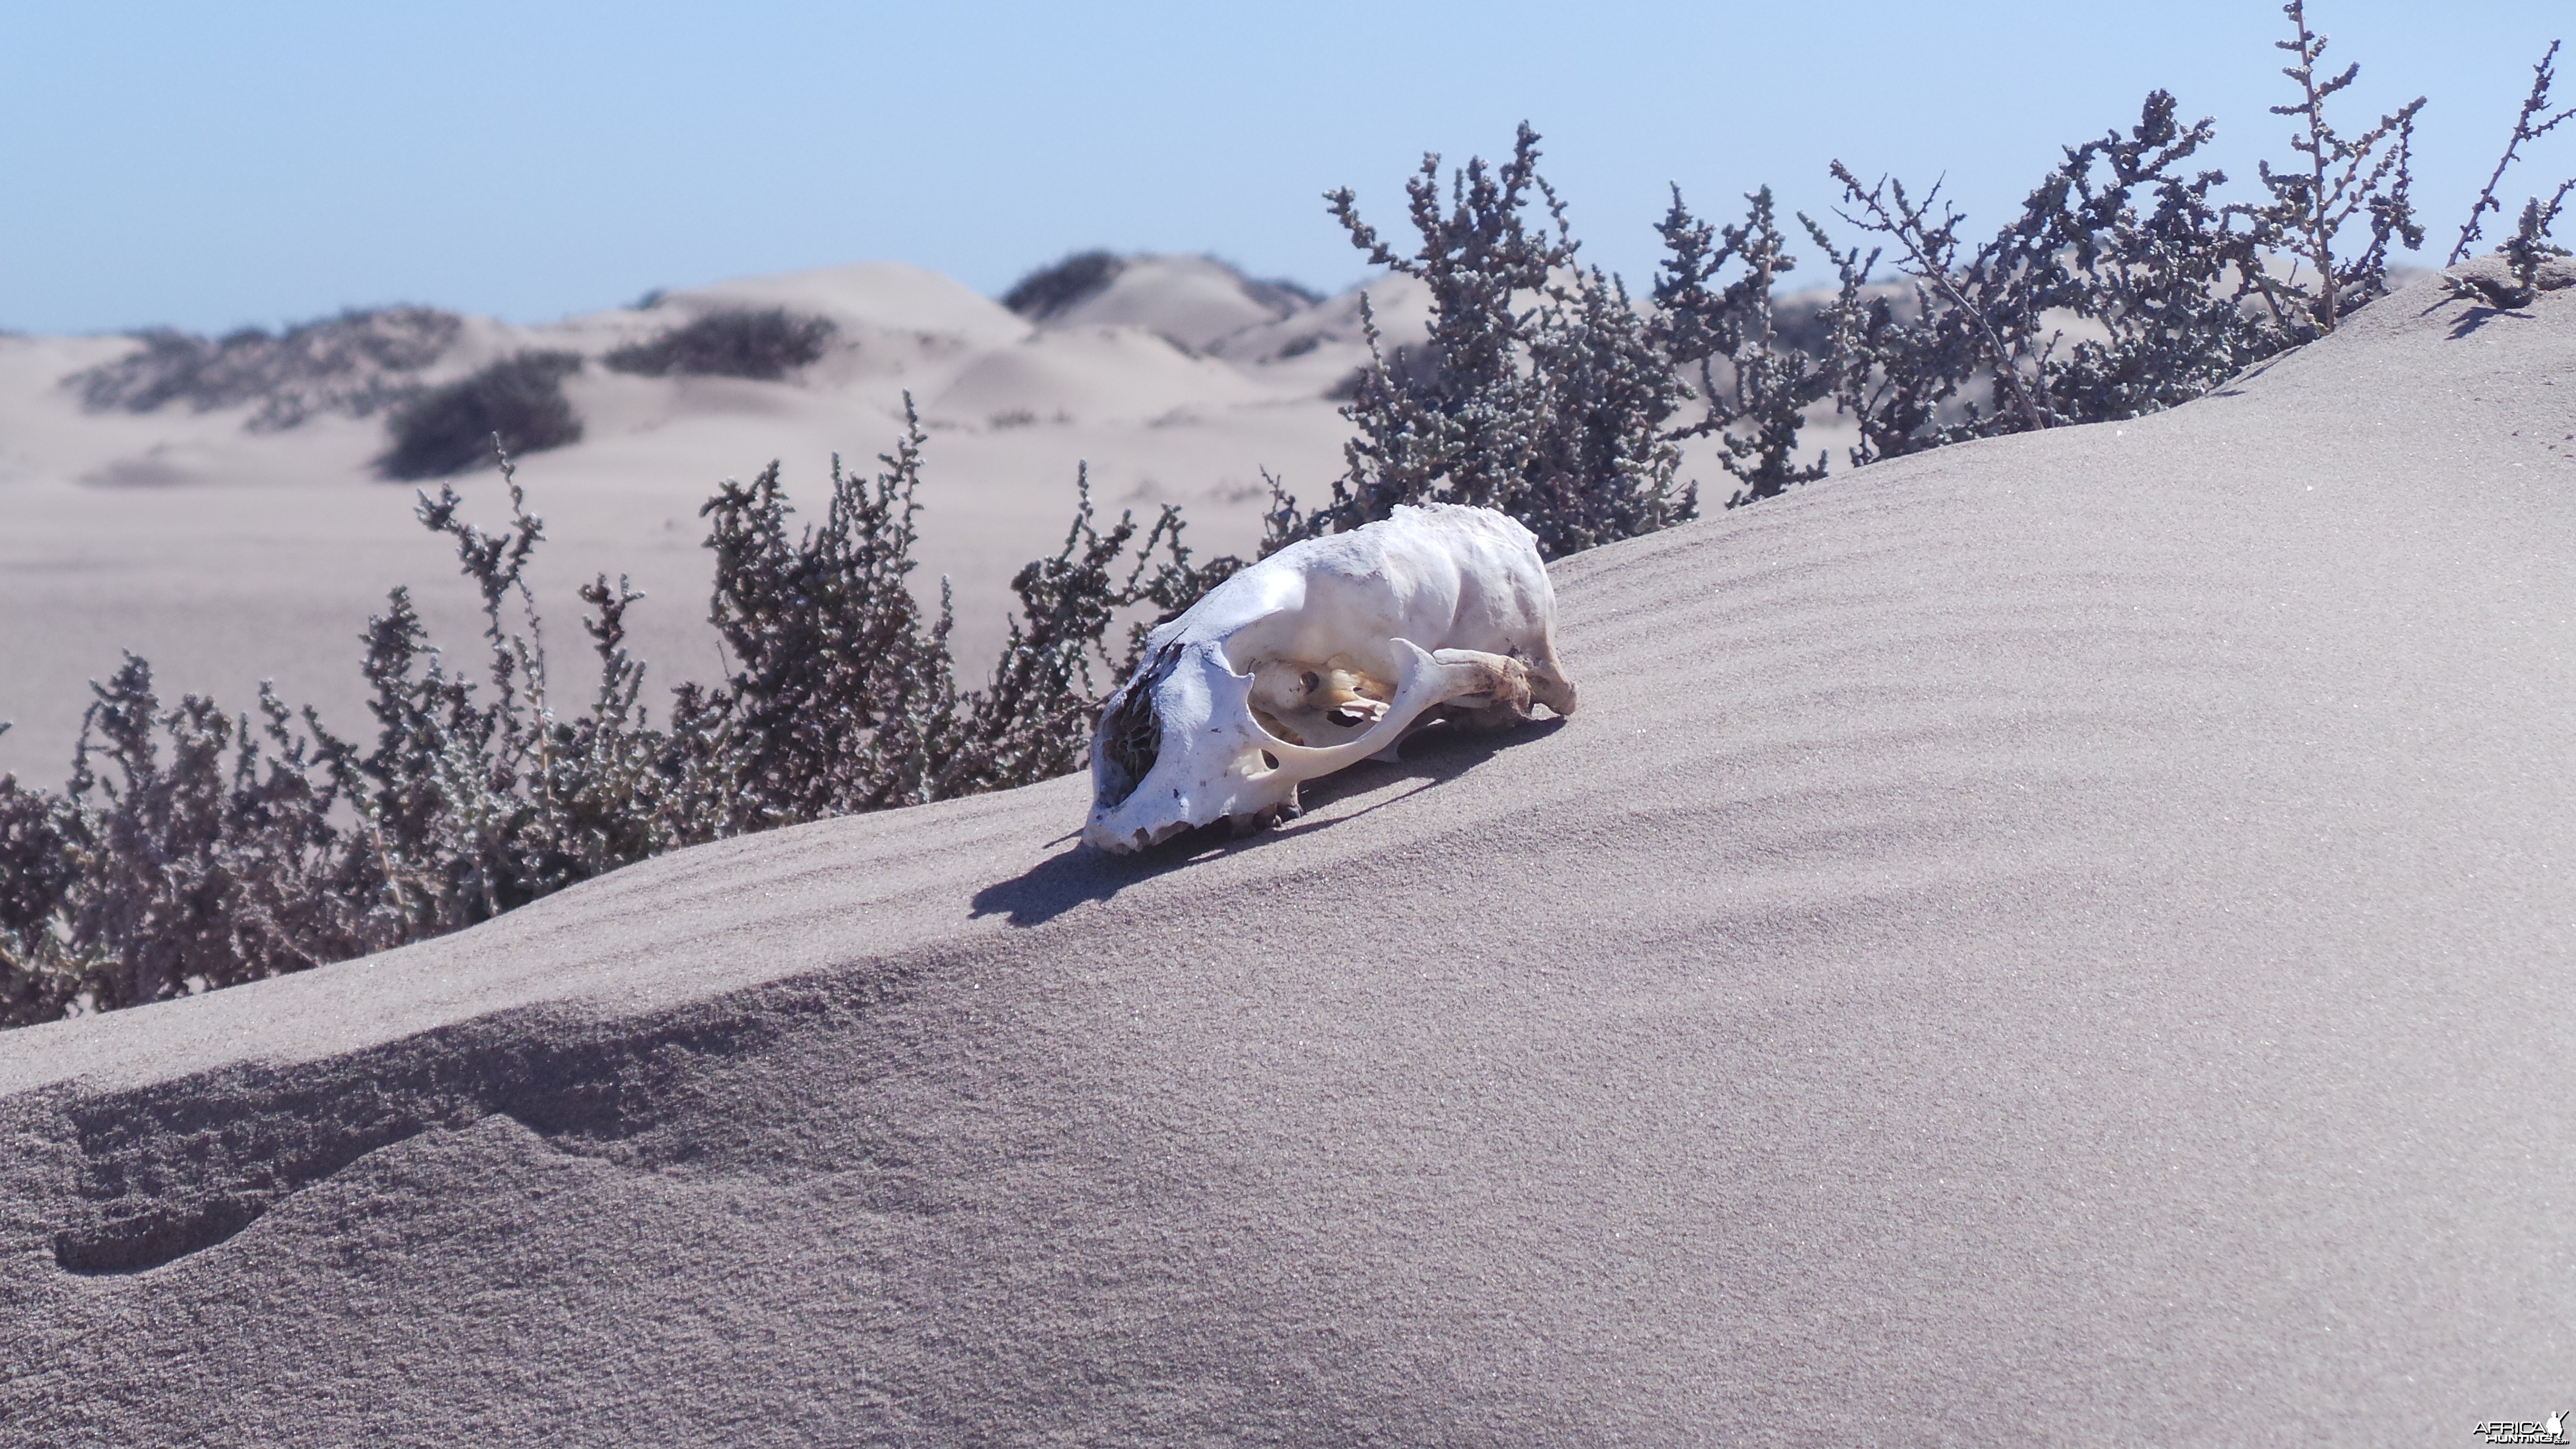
[
  {"x1": 2419, "y1": 284, "x2": 2545, "y2": 338},
  {"x1": 968, "y1": 717, "x2": 1569, "y2": 928}
]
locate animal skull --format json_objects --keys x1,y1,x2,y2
[{"x1": 1085, "y1": 503, "x2": 1577, "y2": 853}]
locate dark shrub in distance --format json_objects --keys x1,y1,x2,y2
[
  {"x1": 603, "y1": 309, "x2": 839, "y2": 381},
  {"x1": 1002, "y1": 251, "x2": 1125, "y2": 320},
  {"x1": 377, "y1": 351, "x2": 584, "y2": 480}
]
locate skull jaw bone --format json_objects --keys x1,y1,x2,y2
[{"x1": 1082, "y1": 640, "x2": 1545, "y2": 854}]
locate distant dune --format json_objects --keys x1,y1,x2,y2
[
  {"x1": 2, "y1": 269, "x2": 2568, "y2": 1444},
  {"x1": 0, "y1": 257, "x2": 1443, "y2": 782}
]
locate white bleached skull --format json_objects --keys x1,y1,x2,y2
[{"x1": 1084, "y1": 503, "x2": 1578, "y2": 853}]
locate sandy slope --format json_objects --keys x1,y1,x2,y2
[
  {"x1": 1, "y1": 268, "x2": 2571, "y2": 1446},
  {"x1": 0, "y1": 259, "x2": 1433, "y2": 784}
]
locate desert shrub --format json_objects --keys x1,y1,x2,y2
[
  {"x1": 2228, "y1": 0, "x2": 2426, "y2": 335},
  {"x1": 65, "y1": 667, "x2": 385, "y2": 1008},
  {"x1": 602, "y1": 309, "x2": 839, "y2": 380},
  {"x1": 691, "y1": 419, "x2": 962, "y2": 824},
  {"x1": 1266, "y1": 124, "x2": 1694, "y2": 559},
  {"x1": 1002, "y1": 250, "x2": 1126, "y2": 319},
  {"x1": 347, "y1": 467, "x2": 732, "y2": 935},
  {"x1": 1652, "y1": 2, "x2": 2506, "y2": 483},
  {"x1": 693, "y1": 409, "x2": 1240, "y2": 821},
  {"x1": 1235, "y1": 271, "x2": 1324, "y2": 315},
  {"x1": 1260, "y1": 33, "x2": 2426, "y2": 538},
  {"x1": 1322, "y1": 339, "x2": 1442, "y2": 402},
  {"x1": 0, "y1": 402, "x2": 1240, "y2": 1025},
  {"x1": 0, "y1": 763, "x2": 79, "y2": 1027},
  {"x1": 1003, "y1": 251, "x2": 1317, "y2": 325},
  {"x1": 2501, "y1": 186, "x2": 2576, "y2": 286},
  {"x1": 0, "y1": 665, "x2": 400, "y2": 1022},
  {"x1": 2451, "y1": 41, "x2": 2573, "y2": 264},
  {"x1": 377, "y1": 351, "x2": 584, "y2": 480},
  {"x1": 1800, "y1": 88, "x2": 2293, "y2": 463},
  {"x1": 64, "y1": 306, "x2": 461, "y2": 432},
  {"x1": 940, "y1": 473, "x2": 1242, "y2": 797},
  {"x1": 1651, "y1": 186, "x2": 1835, "y2": 504},
  {"x1": 2446, "y1": 41, "x2": 2576, "y2": 309}
]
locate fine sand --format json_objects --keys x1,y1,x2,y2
[{"x1": 1, "y1": 263, "x2": 2571, "y2": 1445}]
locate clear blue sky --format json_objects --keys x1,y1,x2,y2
[{"x1": 4, "y1": 1, "x2": 2569, "y2": 335}]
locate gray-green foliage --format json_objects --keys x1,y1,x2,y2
[
  {"x1": 378, "y1": 351, "x2": 585, "y2": 480},
  {"x1": 1651, "y1": 185, "x2": 1832, "y2": 504},
  {"x1": 2232, "y1": 0, "x2": 2426, "y2": 335},
  {"x1": 603, "y1": 309, "x2": 839, "y2": 381},
  {"x1": 1001, "y1": 251, "x2": 1127, "y2": 320},
  {"x1": 2447, "y1": 40, "x2": 2575, "y2": 310},
  {"x1": 2450, "y1": 40, "x2": 2573, "y2": 266},
  {"x1": 1265, "y1": 125, "x2": 1694, "y2": 560},
  {"x1": 0, "y1": 403, "x2": 1238, "y2": 1027},
  {"x1": 65, "y1": 306, "x2": 461, "y2": 432},
  {"x1": 1263, "y1": 1, "x2": 2473, "y2": 537},
  {"x1": 1660, "y1": 6, "x2": 2554, "y2": 479},
  {"x1": 1805, "y1": 89, "x2": 2296, "y2": 464},
  {"x1": 2501, "y1": 184, "x2": 2576, "y2": 292}
]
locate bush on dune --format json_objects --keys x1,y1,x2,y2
[
  {"x1": 2446, "y1": 39, "x2": 2576, "y2": 309},
  {"x1": 377, "y1": 351, "x2": 585, "y2": 481},
  {"x1": 1001, "y1": 250, "x2": 1126, "y2": 320},
  {"x1": 65, "y1": 306, "x2": 463, "y2": 432},
  {"x1": 0, "y1": 404, "x2": 1239, "y2": 1024},
  {"x1": 1281, "y1": 1, "x2": 2562, "y2": 519},
  {"x1": 4, "y1": 1, "x2": 2569, "y2": 1027},
  {"x1": 1263, "y1": 124, "x2": 1693, "y2": 560},
  {"x1": 603, "y1": 309, "x2": 839, "y2": 381},
  {"x1": 1001, "y1": 250, "x2": 1323, "y2": 325}
]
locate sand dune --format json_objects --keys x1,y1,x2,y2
[
  {"x1": 1, "y1": 268, "x2": 2567, "y2": 1445},
  {"x1": 668, "y1": 261, "x2": 1036, "y2": 345},
  {"x1": 0, "y1": 258, "x2": 1434, "y2": 783},
  {"x1": 1035, "y1": 254, "x2": 1308, "y2": 351},
  {"x1": 927, "y1": 324, "x2": 1272, "y2": 425}
]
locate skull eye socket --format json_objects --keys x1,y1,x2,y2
[{"x1": 1095, "y1": 642, "x2": 1183, "y2": 809}]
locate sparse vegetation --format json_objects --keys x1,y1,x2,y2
[
  {"x1": 0, "y1": 405, "x2": 1236, "y2": 1025},
  {"x1": 2502, "y1": 184, "x2": 2576, "y2": 287},
  {"x1": 2232, "y1": 0, "x2": 2426, "y2": 335},
  {"x1": 4, "y1": 2, "x2": 2568, "y2": 1028},
  {"x1": 1265, "y1": 125, "x2": 1693, "y2": 559},
  {"x1": 1282, "y1": 1, "x2": 2558, "y2": 524},
  {"x1": 1795, "y1": 87, "x2": 2292, "y2": 463},
  {"x1": 65, "y1": 306, "x2": 461, "y2": 432},
  {"x1": 1235, "y1": 271, "x2": 1325, "y2": 316},
  {"x1": 603, "y1": 308, "x2": 839, "y2": 381},
  {"x1": 2451, "y1": 41, "x2": 2573, "y2": 264},
  {"x1": 2447, "y1": 40, "x2": 2576, "y2": 309},
  {"x1": 1651, "y1": 185, "x2": 1834, "y2": 503},
  {"x1": 377, "y1": 351, "x2": 584, "y2": 481},
  {"x1": 1002, "y1": 250, "x2": 1127, "y2": 320},
  {"x1": 1001, "y1": 252, "x2": 1320, "y2": 325}
]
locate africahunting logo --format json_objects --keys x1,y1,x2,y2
[{"x1": 2475, "y1": 1412, "x2": 2570, "y2": 1445}]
